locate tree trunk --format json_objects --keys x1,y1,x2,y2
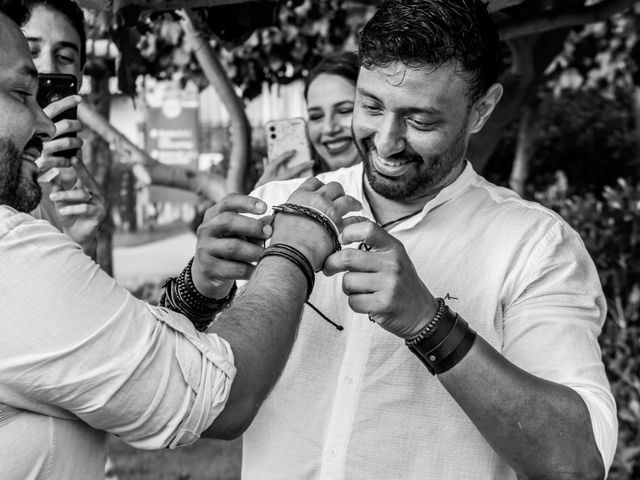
[
  {"x1": 78, "y1": 104, "x2": 227, "y2": 202},
  {"x1": 181, "y1": 8, "x2": 251, "y2": 195},
  {"x1": 509, "y1": 102, "x2": 536, "y2": 196},
  {"x1": 84, "y1": 61, "x2": 114, "y2": 274}
]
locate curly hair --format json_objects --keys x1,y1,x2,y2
[
  {"x1": 359, "y1": 0, "x2": 500, "y2": 101},
  {"x1": 304, "y1": 51, "x2": 359, "y2": 99}
]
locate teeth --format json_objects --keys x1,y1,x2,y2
[{"x1": 325, "y1": 139, "x2": 351, "y2": 151}]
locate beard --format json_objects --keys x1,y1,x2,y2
[
  {"x1": 0, "y1": 137, "x2": 42, "y2": 213},
  {"x1": 355, "y1": 122, "x2": 469, "y2": 201}
]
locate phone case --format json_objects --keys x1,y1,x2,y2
[
  {"x1": 37, "y1": 74, "x2": 78, "y2": 159},
  {"x1": 265, "y1": 118, "x2": 313, "y2": 174}
]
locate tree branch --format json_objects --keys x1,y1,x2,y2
[
  {"x1": 78, "y1": 103, "x2": 226, "y2": 202},
  {"x1": 498, "y1": 0, "x2": 635, "y2": 40}
]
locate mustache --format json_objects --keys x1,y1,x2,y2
[
  {"x1": 23, "y1": 136, "x2": 43, "y2": 155},
  {"x1": 361, "y1": 137, "x2": 421, "y2": 164}
]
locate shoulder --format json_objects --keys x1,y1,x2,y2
[{"x1": 250, "y1": 164, "x2": 362, "y2": 207}]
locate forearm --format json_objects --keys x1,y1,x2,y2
[
  {"x1": 203, "y1": 256, "x2": 307, "y2": 438},
  {"x1": 438, "y1": 335, "x2": 604, "y2": 480}
]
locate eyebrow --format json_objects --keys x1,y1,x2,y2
[
  {"x1": 357, "y1": 87, "x2": 443, "y2": 117},
  {"x1": 25, "y1": 37, "x2": 80, "y2": 53}
]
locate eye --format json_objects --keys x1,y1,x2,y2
[
  {"x1": 361, "y1": 102, "x2": 382, "y2": 115},
  {"x1": 11, "y1": 91, "x2": 31, "y2": 104},
  {"x1": 308, "y1": 112, "x2": 324, "y2": 122},
  {"x1": 407, "y1": 117, "x2": 436, "y2": 131},
  {"x1": 337, "y1": 106, "x2": 353, "y2": 115}
]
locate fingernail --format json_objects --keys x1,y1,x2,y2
[
  {"x1": 73, "y1": 95, "x2": 82, "y2": 103},
  {"x1": 49, "y1": 193, "x2": 60, "y2": 201},
  {"x1": 255, "y1": 200, "x2": 266, "y2": 212},
  {"x1": 263, "y1": 224, "x2": 273, "y2": 237}
]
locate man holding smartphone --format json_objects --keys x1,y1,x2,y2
[{"x1": 19, "y1": 0, "x2": 106, "y2": 255}]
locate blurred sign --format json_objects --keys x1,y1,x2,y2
[{"x1": 145, "y1": 82, "x2": 199, "y2": 169}]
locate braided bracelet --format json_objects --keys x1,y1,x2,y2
[
  {"x1": 258, "y1": 243, "x2": 315, "y2": 299},
  {"x1": 159, "y1": 258, "x2": 238, "y2": 332},
  {"x1": 272, "y1": 203, "x2": 341, "y2": 254}
]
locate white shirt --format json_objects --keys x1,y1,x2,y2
[
  {"x1": 242, "y1": 162, "x2": 617, "y2": 480},
  {"x1": 0, "y1": 206, "x2": 236, "y2": 479}
]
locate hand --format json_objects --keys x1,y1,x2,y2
[
  {"x1": 192, "y1": 194, "x2": 274, "y2": 299},
  {"x1": 254, "y1": 150, "x2": 315, "y2": 188},
  {"x1": 270, "y1": 177, "x2": 361, "y2": 271},
  {"x1": 49, "y1": 157, "x2": 106, "y2": 247},
  {"x1": 37, "y1": 95, "x2": 84, "y2": 190},
  {"x1": 323, "y1": 219, "x2": 440, "y2": 339}
]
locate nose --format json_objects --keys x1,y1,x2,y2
[
  {"x1": 374, "y1": 115, "x2": 405, "y2": 158},
  {"x1": 322, "y1": 113, "x2": 341, "y2": 136},
  {"x1": 33, "y1": 104, "x2": 55, "y2": 142},
  {"x1": 34, "y1": 47, "x2": 57, "y2": 74}
]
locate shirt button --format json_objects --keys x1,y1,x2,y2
[
  {"x1": 329, "y1": 448, "x2": 337, "y2": 456},
  {"x1": 344, "y1": 376, "x2": 353, "y2": 384}
]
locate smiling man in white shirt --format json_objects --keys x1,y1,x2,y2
[
  {"x1": 0, "y1": 5, "x2": 361, "y2": 478},
  {"x1": 187, "y1": 0, "x2": 618, "y2": 478}
]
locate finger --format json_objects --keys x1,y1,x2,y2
[
  {"x1": 42, "y1": 137, "x2": 83, "y2": 156},
  {"x1": 198, "y1": 211, "x2": 272, "y2": 240},
  {"x1": 283, "y1": 161, "x2": 315, "y2": 179},
  {"x1": 57, "y1": 203, "x2": 95, "y2": 216},
  {"x1": 206, "y1": 194, "x2": 268, "y2": 219},
  {"x1": 70, "y1": 157, "x2": 100, "y2": 193},
  {"x1": 317, "y1": 181, "x2": 345, "y2": 200},
  {"x1": 43, "y1": 95, "x2": 81, "y2": 119},
  {"x1": 271, "y1": 149, "x2": 296, "y2": 167},
  {"x1": 36, "y1": 155, "x2": 72, "y2": 173},
  {"x1": 339, "y1": 220, "x2": 394, "y2": 250},
  {"x1": 296, "y1": 176, "x2": 324, "y2": 192},
  {"x1": 342, "y1": 271, "x2": 378, "y2": 295},
  {"x1": 52, "y1": 119, "x2": 83, "y2": 137},
  {"x1": 323, "y1": 247, "x2": 379, "y2": 276},
  {"x1": 205, "y1": 238, "x2": 265, "y2": 264},
  {"x1": 331, "y1": 196, "x2": 363, "y2": 227},
  {"x1": 49, "y1": 188, "x2": 92, "y2": 204},
  {"x1": 342, "y1": 215, "x2": 370, "y2": 229},
  {"x1": 347, "y1": 293, "x2": 381, "y2": 316},
  {"x1": 195, "y1": 257, "x2": 255, "y2": 282}
]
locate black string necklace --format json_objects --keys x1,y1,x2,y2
[{"x1": 305, "y1": 184, "x2": 424, "y2": 331}]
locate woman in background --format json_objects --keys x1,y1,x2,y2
[{"x1": 257, "y1": 51, "x2": 359, "y2": 185}]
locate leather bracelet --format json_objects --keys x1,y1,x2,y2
[
  {"x1": 407, "y1": 306, "x2": 476, "y2": 375},
  {"x1": 272, "y1": 203, "x2": 341, "y2": 254},
  {"x1": 259, "y1": 244, "x2": 315, "y2": 299},
  {"x1": 159, "y1": 260, "x2": 238, "y2": 332}
]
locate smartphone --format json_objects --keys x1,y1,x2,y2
[
  {"x1": 37, "y1": 73, "x2": 78, "y2": 159},
  {"x1": 265, "y1": 118, "x2": 313, "y2": 176}
]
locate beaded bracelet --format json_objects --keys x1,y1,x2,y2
[
  {"x1": 258, "y1": 243, "x2": 315, "y2": 299},
  {"x1": 406, "y1": 298, "x2": 446, "y2": 346},
  {"x1": 159, "y1": 258, "x2": 238, "y2": 332},
  {"x1": 272, "y1": 203, "x2": 341, "y2": 254}
]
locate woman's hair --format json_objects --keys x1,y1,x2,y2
[
  {"x1": 359, "y1": 0, "x2": 500, "y2": 101},
  {"x1": 303, "y1": 51, "x2": 359, "y2": 99}
]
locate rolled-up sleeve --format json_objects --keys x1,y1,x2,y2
[
  {"x1": 0, "y1": 211, "x2": 236, "y2": 449},
  {"x1": 502, "y1": 221, "x2": 617, "y2": 471}
]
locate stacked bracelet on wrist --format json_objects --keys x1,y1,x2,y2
[
  {"x1": 272, "y1": 203, "x2": 341, "y2": 255},
  {"x1": 159, "y1": 257, "x2": 237, "y2": 332},
  {"x1": 258, "y1": 243, "x2": 315, "y2": 299},
  {"x1": 406, "y1": 299, "x2": 477, "y2": 375}
]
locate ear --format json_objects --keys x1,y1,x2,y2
[{"x1": 469, "y1": 83, "x2": 503, "y2": 134}]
